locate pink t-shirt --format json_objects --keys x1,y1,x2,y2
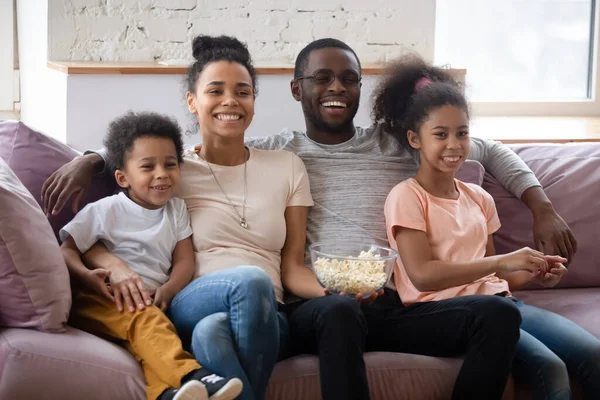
[{"x1": 384, "y1": 178, "x2": 510, "y2": 305}]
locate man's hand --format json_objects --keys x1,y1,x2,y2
[
  {"x1": 153, "y1": 283, "x2": 177, "y2": 312},
  {"x1": 41, "y1": 153, "x2": 103, "y2": 216},
  {"x1": 532, "y1": 207, "x2": 578, "y2": 264},
  {"x1": 108, "y1": 265, "x2": 153, "y2": 313},
  {"x1": 535, "y1": 259, "x2": 568, "y2": 288},
  {"x1": 81, "y1": 269, "x2": 114, "y2": 302}
]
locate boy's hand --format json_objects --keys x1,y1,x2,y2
[
  {"x1": 81, "y1": 269, "x2": 114, "y2": 302},
  {"x1": 535, "y1": 261, "x2": 568, "y2": 288},
  {"x1": 109, "y1": 265, "x2": 153, "y2": 313},
  {"x1": 153, "y1": 283, "x2": 177, "y2": 312}
]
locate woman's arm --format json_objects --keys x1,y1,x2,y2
[
  {"x1": 83, "y1": 242, "x2": 153, "y2": 312},
  {"x1": 280, "y1": 206, "x2": 326, "y2": 299},
  {"x1": 395, "y1": 228, "x2": 546, "y2": 292}
]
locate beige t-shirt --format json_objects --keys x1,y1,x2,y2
[{"x1": 176, "y1": 147, "x2": 314, "y2": 302}]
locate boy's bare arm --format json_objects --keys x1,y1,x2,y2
[
  {"x1": 165, "y1": 237, "x2": 195, "y2": 294},
  {"x1": 61, "y1": 236, "x2": 92, "y2": 281},
  {"x1": 61, "y1": 237, "x2": 114, "y2": 301}
]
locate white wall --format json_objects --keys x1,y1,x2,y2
[
  {"x1": 17, "y1": 0, "x2": 68, "y2": 142},
  {"x1": 48, "y1": 0, "x2": 435, "y2": 64},
  {"x1": 65, "y1": 73, "x2": 379, "y2": 151},
  {"x1": 35, "y1": 0, "x2": 438, "y2": 148},
  {"x1": 0, "y1": 0, "x2": 15, "y2": 110}
]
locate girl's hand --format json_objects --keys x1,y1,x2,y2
[
  {"x1": 81, "y1": 269, "x2": 114, "y2": 302},
  {"x1": 535, "y1": 261, "x2": 568, "y2": 288},
  {"x1": 498, "y1": 247, "x2": 551, "y2": 274}
]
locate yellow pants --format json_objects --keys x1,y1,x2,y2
[{"x1": 69, "y1": 291, "x2": 200, "y2": 400}]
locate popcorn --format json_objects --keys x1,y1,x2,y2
[{"x1": 313, "y1": 250, "x2": 388, "y2": 295}]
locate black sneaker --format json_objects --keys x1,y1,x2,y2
[
  {"x1": 159, "y1": 380, "x2": 208, "y2": 400},
  {"x1": 185, "y1": 368, "x2": 243, "y2": 400}
]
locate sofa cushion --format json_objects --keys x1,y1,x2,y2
[
  {"x1": 267, "y1": 352, "x2": 514, "y2": 400},
  {"x1": 0, "y1": 327, "x2": 145, "y2": 400},
  {"x1": 0, "y1": 120, "x2": 116, "y2": 241},
  {"x1": 0, "y1": 158, "x2": 71, "y2": 332},
  {"x1": 456, "y1": 159, "x2": 485, "y2": 186},
  {"x1": 514, "y1": 288, "x2": 600, "y2": 339},
  {"x1": 484, "y1": 143, "x2": 600, "y2": 289}
]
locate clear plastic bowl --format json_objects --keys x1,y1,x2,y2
[{"x1": 309, "y1": 242, "x2": 398, "y2": 297}]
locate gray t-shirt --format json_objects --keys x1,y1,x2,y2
[{"x1": 245, "y1": 125, "x2": 540, "y2": 253}]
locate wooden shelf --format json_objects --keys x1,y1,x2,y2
[
  {"x1": 47, "y1": 60, "x2": 466, "y2": 77},
  {"x1": 471, "y1": 117, "x2": 600, "y2": 143}
]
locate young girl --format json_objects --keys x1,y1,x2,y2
[
  {"x1": 60, "y1": 112, "x2": 242, "y2": 400},
  {"x1": 377, "y1": 55, "x2": 600, "y2": 400}
]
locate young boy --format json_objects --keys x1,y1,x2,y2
[{"x1": 59, "y1": 111, "x2": 243, "y2": 400}]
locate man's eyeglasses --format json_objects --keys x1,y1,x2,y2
[{"x1": 295, "y1": 69, "x2": 362, "y2": 87}]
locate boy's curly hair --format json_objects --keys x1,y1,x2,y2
[{"x1": 104, "y1": 111, "x2": 184, "y2": 171}]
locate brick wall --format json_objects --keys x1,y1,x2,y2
[{"x1": 48, "y1": 0, "x2": 435, "y2": 64}]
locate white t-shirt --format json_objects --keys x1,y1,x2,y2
[
  {"x1": 177, "y1": 148, "x2": 314, "y2": 302},
  {"x1": 59, "y1": 192, "x2": 193, "y2": 290}
]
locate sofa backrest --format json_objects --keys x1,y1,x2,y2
[
  {"x1": 0, "y1": 120, "x2": 117, "y2": 241},
  {"x1": 484, "y1": 143, "x2": 600, "y2": 289}
]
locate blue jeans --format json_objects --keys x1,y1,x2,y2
[
  {"x1": 168, "y1": 265, "x2": 285, "y2": 400},
  {"x1": 511, "y1": 298, "x2": 600, "y2": 400}
]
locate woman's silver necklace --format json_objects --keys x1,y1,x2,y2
[{"x1": 200, "y1": 150, "x2": 249, "y2": 230}]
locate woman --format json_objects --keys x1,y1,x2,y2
[{"x1": 76, "y1": 35, "x2": 315, "y2": 400}]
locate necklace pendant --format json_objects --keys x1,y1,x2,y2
[{"x1": 240, "y1": 218, "x2": 249, "y2": 229}]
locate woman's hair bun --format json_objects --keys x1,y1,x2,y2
[{"x1": 192, "y1": 35, "x2": 250, "y2": 62}]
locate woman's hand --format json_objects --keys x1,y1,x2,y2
[
  {"x1": 108, "y1": 264, "x2": 153, "y2": 313},
  {"x1": 324, "y1": 289, "x2": 384, "y2": 306}
]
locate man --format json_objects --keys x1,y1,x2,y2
[{"x1": 43, "y1": 39, "x2": 576, "y2": 400}]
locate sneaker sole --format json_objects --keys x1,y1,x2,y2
[
  {"x1": 174, "y1": 380, "x2": 208, "y2": 400},
  {"x1": 208, "y1": 378, "x2": 243, "y2": 400}
]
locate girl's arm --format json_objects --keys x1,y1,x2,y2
[
  {"x1": 280, "y1": 206, "x2": 326, "y2": 299},
  {"x1": 487, "y1": 237, "x2": 567, "y2": 291},
  {"x1": 394, "y1": 228, "x2": 546, "y2": 292},
  {"x1": 485, "y1": 236, "x2": 535, "y2": 291}
]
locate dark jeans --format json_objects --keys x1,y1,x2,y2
[{"x1": 284, "y1": 289, "x2": 521, "y2": 400}]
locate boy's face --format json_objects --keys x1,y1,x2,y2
[{"x1": 115, "y1": 136, "x2": 181, "y2": 210}]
